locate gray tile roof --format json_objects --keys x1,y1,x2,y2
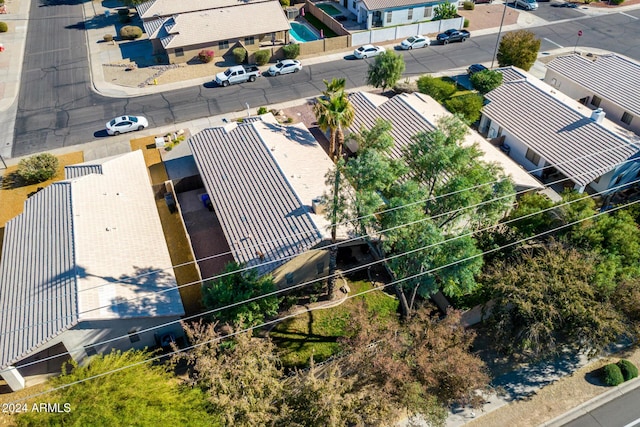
[
  {"x1": 496, "y1": 66, "x2": 528, "y2": 83},
  {"x1": 483, "y1": 80, "x2": 638, "y2": 187},
  {"x1": 136, "y1": 0, "x2": 265, "y2": 19},
  {"x1": 348, "y1": 92, "x2": 435, "y2": 159},
  {"x1": 64, "y1": 165, "x2": 103, "y2": 179},
  {"x1": 360, "y1": 0, "x2": 448, "y2": 11},
  {"x1": 0, "y1": 183, "x2": 78, "y2": 369},
  {"x1": 546, "y1": 54, "x2": 640, "y2": 116},
  {"x1": 188, "y1": 123, "x2": 323, "y2": 276}
]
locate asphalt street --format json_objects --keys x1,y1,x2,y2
[
  {"x1": 11, "y1": 1, "x2": 640, "y2": 157},
  {"x1": 563, "y1": 386, "x2": 640, "y2": 427}
]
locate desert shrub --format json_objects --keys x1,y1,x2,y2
[
  {"x1": 0, "y1": 22, "x2": 7, "y2": 33},
  {"x1": 617, "y1": 360, "x2": 638, "y2": 381},
  {"x1": 119, "y1": 26, "x2": 142, "y2": 40},
  {"x1": 280, "y1": 0, "x2": 290, "y2": 6},
  {"x1": 393, "y1": 80, "x2": 418, "y2": 94},
  {"x1": 464, "y1": 18, "x2": 470, "y2": 28},
  {"x1": 444, "y1": 93, "x2": 484, "y2": 123},
  {"x1": 103, "y1": 34, "x2": 114, "y2": 42},
  {"x1": 233, "y1": 47, "x2": 247, "y2": 64},
  {"x1": 257, "y1": 106, "x2": 268, "y2": 115},
  {"x1": 463, "y1": 1, "x2": 475, "y2": 9},
  {"x1": 254, "y1": 49, "x2": 271, "y2": 65},
  {"x1": 470, "y1": 69, "x2": 503, "y2": 94},
  {"x1": 198, "y1": 49, "x2": 214, "y2": 63},
  {"x1": 417, "y1": 75, "x2": 457, "y2": 102},
  {"x1": 601, "y1": 363, "x2": 624, "y2": 386},
  {"x1": 17, "y1": 153, "x2": 59, "y2": 184},
  {"x1": 283, "y1": 43, "x2": 300, "y2": 59}
]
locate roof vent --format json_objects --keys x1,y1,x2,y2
[{"x1": 591, "y1": 108, "x2": 606, "y2": 124}]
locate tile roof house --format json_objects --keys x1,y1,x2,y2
[
  {"x1": 188, "y1": 115, "x2": 350, "y2": 289},
  {"x1": 137, "y1": 0, "x2": 290, "y2": 63},
  {"x1": 347, "y1": 0, "x2": 459, "y2": 30},
  {"x1": 0, "y1": 151, "x2": 184, "y2": 391},
  {"x1": 544, "y1": 53, "x2": 640, "y2": 136},
  {"x1": 480, "y1": 67, "x2": 640, "y2": 194},
  {"x1": 346, "y1": 91, "x2": 544, "y2": 192}
]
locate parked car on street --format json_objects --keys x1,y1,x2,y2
[
  {"x1": 215, "y1": 65, "x2": 261, "y2": 87},
  {"x1": 437, "y1": 29, "x2": 471, "y2": 44},
  {"x1": 267, "y1": 59, "x2": 302, "y2": 76},
  {"x1": 400, "y1": 35, "x2": 430, "y2": 50},
  {"x1": 106, "y1": 115, "x2": 148, "y2": 136},
  {"x1": 354, "y1": 44, "x2": 386, "y2": 59},
  {"x1": 514, "y1": 0, "x2": 539, "y2": 9},
  {"x1": 473, "y1": 0, "x2": 493, "y2": 4},
  {"x1": 467, "y1": 63, "x2": 488, "y2": 75}
]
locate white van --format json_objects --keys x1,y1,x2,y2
[{"x1": 514, "y1": 0, "x2": 538, "y2": 9}]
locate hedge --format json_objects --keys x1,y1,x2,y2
[
  {"x1": 601, "y1": 363, "x2": 624, "y2": 386},
  {"x1": 617, "y1": 359, "x2": 638, "y2": 382},
  {"x1": 283, "y1": 43, "x2": 300, "y2": 59},
  {"x1": 119, "y1": 25, "x2": 142, "y2": 40},
  {"x1": 17, "y1": 153, "x2": 59, "y2": 184},
  {"x1": 417, "y1": 75, "x2": 457, "y2": 103},
  {"x1": 254, "y1": 50, "x2": 271, "y2": 65},
  {"x1": 233, "y1": 47, "x2": 247, "y2": 64}
]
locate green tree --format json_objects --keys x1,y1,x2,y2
[
  {"x1": 470, "y1": 69, "x2": 503, "y2": 94},
  {"x1": 433, "y1": 2, "x2": 458, "y2": 20},
  {"x1": 497, "y1": 30, "x2": 541, "y2": 71},
  {"x1": 202, "y1": 262, "x2": 280, "y2": 327},
  {"x1": 16, "y1": 350, "x2": 217, "y2": 427},
  {"x1": 366, "y1": 50, "x2": 406, "y2": 92},
  {"x1": 417, "y1": 75, "x2": 457, "y2": 102},
  {"x1": 17, "y1": 153, "x2": 59, "y2": 184},
  {"x1": 444, "y1": 93, "x2": 484, "y2": 123},
  {"x1": 484, "y1": 244, "x2": 626, "y2": 359}
]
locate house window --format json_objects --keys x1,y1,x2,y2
[
  {"x1": 174, "y1": 48, "x2": 184, "y2": 57},
  {"x1": 622, "y1": 112, "x2": 633, "y2": 125},
  {"x1": 218, "y1": 40, "x2": 230, "y2": 50},
  {"x1": 386, "y1": 11, "x2": 392, "y2": 23},
  {"x1": 525, "y1": 148, "x2": 541, "y2": 166},
  {"x1": 128, "y1": 328, "x2": 141, "y2": 343},
  {"x1": 424, "y1": 6, "x2": 432, "y2": 17},
  {"x1": 591, "y1": 95, "x2": 601, "y2": 107},
  {"x1": 352, "y1": 0, "x2": 356, "y2": 8},
  {"x1": 408, "y1": 8, "x2": 413, "y2": 20},
  {"x1": 285, "y1": 273, "x2": 294, "y2": 286},
  {"x1": 244, "y1": 36, "x2": 255, "y2": 45}
]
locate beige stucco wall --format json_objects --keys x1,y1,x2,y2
[{"x1": 271, "y1": 248, "x2": 330, "y2": 290}]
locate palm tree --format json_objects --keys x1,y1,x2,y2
[{"x1": 313, "y1": 88, "x2": 355, "y2": 161}]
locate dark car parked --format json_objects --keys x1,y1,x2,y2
[
  {"x1": 467, "y1": 64, "x2": 488, "y2": 75},
  {"x1": 437, "y1": 29, "x2": 471, "y2": 44}
]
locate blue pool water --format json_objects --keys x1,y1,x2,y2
[{"x1": 289, "y1": 22, "x2": 319, "y2": 42}]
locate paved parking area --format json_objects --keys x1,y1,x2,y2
[{"x1": 530, "y1": 1, "x2": 589, "y2": 21}]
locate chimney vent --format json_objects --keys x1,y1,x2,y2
[{"x1": 591, "y1": 107, "x2": 606, "y2": 124}]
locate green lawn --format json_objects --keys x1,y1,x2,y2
[
  {"x1": 303, "y1": 15, "x2": 338, "y2": 38},
  {"x1": 270, "y1": 280, "x2": 399, "y2": 368}
]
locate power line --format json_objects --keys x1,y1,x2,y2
[
  {"x1": 3, "y1": 175, "x2": 639, "y2": 376},
  {"x1": 7, "y1": 198, "x2": 639, "y2": 405}
]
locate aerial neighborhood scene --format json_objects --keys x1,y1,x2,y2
[{"x1": 1, "y1": 0, "x2": 640, "y2": 424}]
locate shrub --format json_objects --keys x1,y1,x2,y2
[
  {"x1": 470, "y1": 69, "x2": 503, "y2": 94},
  {"x1": 464, "y1": 18, "x2": 470, "y2": 28},
  {"x1": 17, "y1": 153, "x2": 59, "y2": 184},
  {"x1": 233, "y1": 47, "x2": 247, "y2": 64},
  {"x1": 417, "y1": 75, "x2": 457, "y2": 102},
  {"x1": 254, "y1": 49, "x2": 271, "y2": 65},
  {"x1": 444, "y1": 93, "x2": 484, "y2": 123},
  {"x1": 609, "y1": 0, "x2": 624, "y2": 4},
  {"x1": 282, "y1": 43, "x2": 300, "y2": 59},
  {"x1": 617, "y1": 360, "x2": 638, "y2": 381},
  {"x1": 117, "y1": 8, "x2": 130, "y2": 16},
  {"x1": 119, "y1": 25, "x2": 142, "y2": 40},
  {"x1": 463, "y1": 1, "x2": 475, "y2": 9},
  {"x1": 0, "y1": 22, "x2": 7, "y2": 33},
  {"x1": 103, "y1": 34, "x2": 114, "y2": 42},
  {"x1": 280, "y1": 0, "x2": 290, "y2": 6},
  {"x1": 257, "y1": 106, "x2": 268, "y2": 115},
  {"x1": 198, "y1": 49, "x2": 214, "y2": 63},
  {"x1": 601, "y1": 363, "x2": 624, "y2": 386}
]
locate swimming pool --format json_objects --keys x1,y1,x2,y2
[{"x1": 289, "y1": 22, "x2": 319, "y2": 43}]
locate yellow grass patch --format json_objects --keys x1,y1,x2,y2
[{"x1": 130, "y1": 136, "x2": 169, "y2": 185}]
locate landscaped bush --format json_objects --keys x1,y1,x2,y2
[
  {"x1": 254, "y1": 49, "x2": 271, "y2": 65},
  {"x1": 257, "y1": 106, "x2": 268, "y2": 115},
  {"x1": 470, "y1": 69, "x2": 503, "y2": 94},
  {"x1": 417, "y1": 75, "x2": 457, "y2": 102},
  {"x1": 282, "y1": 43, "x2": 300, "y2": 59},
  {"x1": 233, "y1": 47, "x2": 247, "y2": 64},
  {"x1": 119, "y1": 25, "x2": 142, "y2": 40},
  {"x1": 103, "y1": 34, "x2": 114, "y2": 42},
  {"x1": 609, "y1": 0, "x2": 624, "y2": 4},
  {"x1": 0, "y1": 22, "x2": 7, "y2": 33},
  {"x1": 601, "y1": 363, "x2": 624, "y2": 386},
  {"x1": 463, "y1": 1, "x2": 475, "y2": 9},
  {"x1": 444, "y1": 93, "x2": 484, "y2": 124},
  {"x1": 17, "y1": 153, "x2": 59, "y2": 184},
  {"x1": 198, "y1": 49, "x2": 214, "y2": 63},
  {"x1": 280, "y1": 0, "x2": 290, "y2": 6},
  {"x1": 617, "y1": 359, "x2": 638, "y2": 381},
  {"x1": 464, "y1": 18, "x2": 470, "y2": 28}
]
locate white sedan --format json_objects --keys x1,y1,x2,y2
[
  {"x1": 106, "y1": 115, "x2": 148, "y2": 136},
  {"x1": 267, "y1": 59, "x2": 302, "y2": 76},
  {"x1": 400, "y1": 35, "x2": 431, "y2": 50},
  {"x1": 353, "y1": 44, "x2": 386, "y2": 59}
]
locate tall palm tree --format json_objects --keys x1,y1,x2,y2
[{"x1": 313, "y1": 90, "x2": 355, "y2": 161}]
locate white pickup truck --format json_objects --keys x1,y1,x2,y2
[{"x1": 215, "y1": 65, "x2": 261, "y2": 87}]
